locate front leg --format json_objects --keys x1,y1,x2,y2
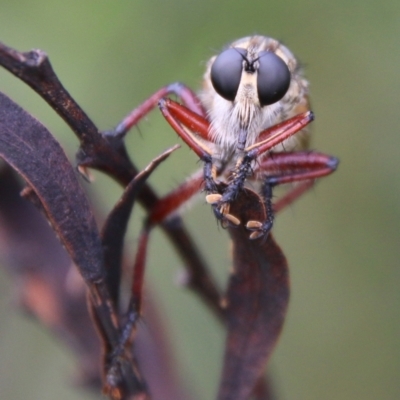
[
  {"x1": 246, "y1": 151, "x2": 339, "y2": 239},
  {"x1": 246, "y1": 181, "x2": 275, "y2": 240},
  {"x1": 105, "y1": 83, "x2": 205, "y2": 138},
  {"x1": 205, "y1": 154, "x2": 253, "y2": 227},
  {"x1": 205, "y1": 112, "x2": 315, "y2": 229},
  {"x1": 202, "y1": 156, "x2": 240, "y2": 226},
  {"x1": 158, "y1": 98, "x2": 242, "y2": 228}
]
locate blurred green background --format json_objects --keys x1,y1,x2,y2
[{"x1": 0, "y1": 1, "x2": 399, "y2": 399}]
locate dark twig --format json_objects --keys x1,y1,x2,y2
[{"x1": 0, "y1": 42, "x2": 223, "y2": 319}]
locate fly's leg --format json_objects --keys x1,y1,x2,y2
[
  {"x1": 113, "y1": 168, "x2": 226, "y2": 360},
  {"x1": 206, "y1": 112, "x2": 316, "y2": 227},
  {"x1": 246, "y1": 151, "x2": 339, "y2": 239},
  {"x1": 104, "y1": 82, "x2": 206, "y2": 139},
  {"x1": 246, "y1": 183, "x2": 275, "y2": 240},
  {"x1": 205, "y1": 153, "x2": 252, "y2": 227},
  {"x1": 107, "y1": 229, "x2": 149, "y2": 370},
  {"x1": 157, "y1": 101, "x2": 338, "y2": 234},
  {"x1": 272, "y1": 179, "x2": 315, "y2": 213},
  {"x1": 159, "y1": 99, "x2": 243, "y2": 226}
]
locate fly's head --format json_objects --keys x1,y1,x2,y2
[{"x1": 200, "y1": 35, "x2": 310, "y2": 157}]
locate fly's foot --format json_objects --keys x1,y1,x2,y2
[
  {"x1": 222, "y1": 212, "x2": 241, "y2": 227},
  {"x1": 205, "y1": 194, "x2": 241, "y2": 227},
  {"x1": 246, "y1": 220, "x2": 273, "y2": 240},
  {"x1": 205, "y1": 193, "x2": 222, "y2": 204}
]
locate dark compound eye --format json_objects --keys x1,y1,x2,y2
[
  {"x1": 211, "y1": 48, "x2": 247, "y2": 102},
  {"x1": 257, "y1": 51, "x2": 291, "y2": 106}
]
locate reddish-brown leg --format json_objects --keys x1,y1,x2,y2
[
  {"x1": 254, "y1": 151, "x2": 338, "y2": 185},
  {"x1": 237, "y1": 118, "x2": 339, "y2": 232},
  {"x1": 158, "y1": 99, "x2": 212, "y2": 159},
  {"x1": 159, "y1": 101, "x2": 313, "y2": 157},
  {"x1": 246, "y1": 151, "x2": 338, "y2": 238},
  {"x1": 158, "y1": 99, "x2": 219, "y2": 195},
  {"x1": 256, "y1": 151, "x2": 338, "y2": 214},
  {"x1": 156, "y1": 102, "x2": 337, "y2": 234},
  {"x1": 113, "y1": 171, "x2": 216, "y2": 360},
  {"x1": 160, "y1": 98, "x2": 213, "y2": 142},
  {"x1": 107, "y1": 83, "x2": 206, "y2": 137},
  {"x1": 147, "y1": 170, "x2": 204, "y2": 225},
  {"x1": 110, "y1": 228, "x2": 150, "y2": 363},
  {"x1": 246, "y1": 111, "x2": 314, "y2": 154},
  {"x1": 117, "y1": 172, "x2": 215, "y2": 355},
  {"x1": 210, "y1": 112, "x2": 316, "y2": 215},
  {"x1": 273, "y1": 180, "x2": 316, "y2": 213},
  {"x1": 206, "y1": 112, "x2": 338, "y2": 238}
]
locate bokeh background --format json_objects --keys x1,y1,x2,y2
[{"x1": 0, "y1": 1, "x2": 399, "y2": 399}]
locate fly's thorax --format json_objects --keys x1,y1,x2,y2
[{"x1": 199, "y1": 35, "x2": 311, "y2": 159}]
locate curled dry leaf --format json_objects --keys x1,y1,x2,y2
[
  {"x1": 218, "y1": 186, "x2": 289, "y2": 400},
  {"x1": 0, "y1": 91, "x2": 105, "y2": 284},
  {"x1": 0, "y1": 92, "x2": 148, "y2": 399}
]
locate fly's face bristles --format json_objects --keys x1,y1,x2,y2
[{"x1": 199, "y1": 35, "x2": 311, "y2": 159}]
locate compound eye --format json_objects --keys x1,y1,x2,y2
[
  {"x1": 211, "y1": 48, "x2": 247, "y2": 102},
  {"x1": 257, "y1": 51, "x2": 291, "y2": 106}
]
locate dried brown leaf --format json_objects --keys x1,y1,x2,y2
[{"x1": 218, "y1": 188, "x2": 289, "y2": 400}]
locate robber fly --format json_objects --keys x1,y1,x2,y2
[{"x1": 110, "y1": 35, "x2": 337, "y2": 238}]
